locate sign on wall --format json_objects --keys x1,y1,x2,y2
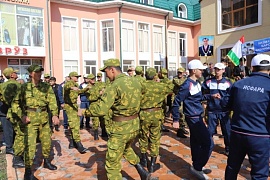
[
  {"x1": 198, "y1": 35, "x2": 214, "y2": 57},
  {"x1": 0, "y1": 2, "x2": 45, "y2": 56},
  {"x1": 242, "y1": 37, "x2": 270, "y2": 56}
]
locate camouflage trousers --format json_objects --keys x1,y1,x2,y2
[
  {"x1": 92, "y1": 116, "x2": 106, "y2": 130},
  {"x1": 24, "y1": 111, "x2": 51, "y2": 168},
  {"x1": 65, "y1": 104, "x2": 81, "y2": 142},
  {"x1": 139, "y1": 110, "x2": 162, "y2": 157},
  {"x1": 11, "y1": 118, "x2": 25, "y2": 156},
  {"x1": 106, "y1": 130, "x2": 140, "y2": 180}
]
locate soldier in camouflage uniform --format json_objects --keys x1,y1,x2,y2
[
  {"x1": 134, "y1": 66, "x2": 146, "y2": 85},
  {"x1": 43, "y1": 73, "x2": 50, "y2": 83},
  {"x1": 85, "y1": 59, "x2": 150, "y2": 180},
  {"x1": 139, "y1": 68, "x2": 173, "y2": 173},
  {"x1": 158, "y1": 68, "x2": 172, "y2": 132},
  {"x1": 1, "y1": 68, "x2": 25, "y2": 168},
  {"x1": 11, "y1": 65, "x2": 60, "y2": 180},
  {"x1": 64, "y1": 72, "x2": 88, "y2": 154},
  {"x1": 172, "y1": 67, "x2": 189, "y2": 138}
]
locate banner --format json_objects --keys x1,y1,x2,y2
[{"x1": 242, "y1": 37, "x2": 270, "y2": 56}]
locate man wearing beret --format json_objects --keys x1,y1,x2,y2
[
  {"x1": 85, "y1": 58, "x2": 150, "y2": 180},
  {"x1": 43, "y1": 73, "x2": 50, "y2": 83},
  {"x1": 11, "y1": 65, "x2": 60, "y2": 179},
  {"x1": 0, "y1": 67, "x2": 25, "y2": 168},
  {"x1": 64, "y1": 72, "x2": 88, "y2": 154},
  {"x1": 134, "y1": 66, "x2": 146, "y2": 85}
]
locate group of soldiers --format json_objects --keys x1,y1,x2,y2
[{"x1": 1, "y1": 54, "x2": 269, "y2": 180}]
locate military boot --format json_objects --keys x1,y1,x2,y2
[
  {"x1": 161, "y1": 125, "x2": 169, "y2": 132},
  {"x1": 134, "y1": 163, "x2": 151, "y2": 180},
  {"x1": 12, "y1": 156, "x2": 25, "y2": 168},
  {"x1": 140, "y1": 153, "x2": 148, "y2": 167},
  {"x1": 94, "y1": 130, "x2": 99, "y2": 140},
  {"x1": 148, "y1": 156, "x2": 160, "y2": 173},
  {"x1": 177, "y1": 128, "x2": 188, "y2": 138},
  {"x1": 43, "y1": 158, "x2": 57, "y2": 170},
  {"x1": 76, "y1": 141, "x2": 88, "y2": 154},
  {"x1": 101, "y1": 127, "x2": 108, "y2": 138},
  {"x1": 24, "y1": 168, "x2": 38, "y2": 180},
  {"x1": 69, "y1": 139, "x2": 75, "y2": 149}
]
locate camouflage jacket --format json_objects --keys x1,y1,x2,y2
[
  {"x1": 141, "y1": 80, "x2": 173, "y2": 109},
  {"x1": 134, "y1": 75, "x2": 146, "y2": 85},
  {"x1": 172, "y1": 76, "x2": 186, "y2": 94},
  {"x1": 12, "y1": 81, "x2": 58, "y2": 117},
  {"x1": 64, "y1": 80, "x2": 88, "y2": 104}
]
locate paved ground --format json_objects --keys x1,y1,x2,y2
[{"x1": 5, "y1": 118, "x2": 254, "y2": 180}]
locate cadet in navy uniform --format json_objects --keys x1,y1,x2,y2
[
  {"x1": 202, "y1": 62, "x2": 232, "y2": 155},
  {"x1": 222, "y1": 54, "x2": 270, "y2": 180},
  {"x1": 172, "y1": 59, "x2": 219, "y2": 180}
]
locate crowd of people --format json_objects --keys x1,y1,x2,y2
[{"x1": 0, "y1": 54, "x2": 269, "y2": 180}]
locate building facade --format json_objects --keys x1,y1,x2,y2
[
  {"x1": 0, "y1": 0, "x2": 201, "y2": 82},
  {"x1": 200, "y1": 0, "x2": 270, "y2": 66}
]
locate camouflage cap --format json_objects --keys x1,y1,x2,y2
[
  {"x1": 3, "y1": 67, "x2": 18, "y2": 77},
  {"x1": 87, "y1": 74, "x2": 95, "y2": 79},
  {"x1": 27, "y1": 65, "x2": 44, "y2": 73},
  {"x1": 146, "y1": 68, "x2": 156, "y2": 77},
  {"x1": 100, "y1": 58, "x2": 120, "y2": 72},
  {"x1": 97, "y1": 72, "x2": 102, "y2": 77},
  {"x1": 135, "y1": 66, "x2": 143, "y2": 74},
  {"x1": 69, "y1": 71, "x2": 81, "y2": 77},
  {"x1": 160, "y1": 68, "x2": 168, "y2": 75},
  {"x1": 44, "y1": 73, "x2": 50, "y2": 78},
  {"x1": 177, "y1": 67, "x2": 185, "y2": 73}
]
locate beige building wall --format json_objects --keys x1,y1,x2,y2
[{"x1": 200, "y1": 0, "x2": 270, "y2": 64}]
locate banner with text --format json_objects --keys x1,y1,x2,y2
[{"x1": 242, "y1": 37, "x2": 270, "y2": 56}]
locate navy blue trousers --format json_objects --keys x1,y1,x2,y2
[
  {"x1": 0, "y1": 116, "x2": 14, "y2": 151},
  {"x1": 208, "y1": 112, "x2": 231, "y2": 152},
  {"x1": 62, "y1": 110, "x2": 69, "y2": 129},
  {"x1": 80, "y1": 102, "x2": 90, "y2": 127},
  {"x1": 225, "y1": 131, "x2": 270, "y2": 180},
  {"x1": 186, "y1": 116, "x2": 213, "y2": 171}
]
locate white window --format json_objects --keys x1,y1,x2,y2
[
  {"x1": 168, "y1": 62, "x2": 176, "y2": 77},
  {"x1": 168, "y1": 32, "x2": 176, "y2": 56},
  {"x1": 179, "y1": 33, "x2": 186, "y2": 56},
  {"x1": 84, "y1": 60, "x2": 97, "y2": 75},
  {"x1": 62, "y1": 17, "x2": 77, "y2": 51},
  {"x1": 154, "y1": 61, "x2": 163, "y2": 72},
  {"x1": 64, "y1": 60, "x2": 78, "y2": 76},
  {"x1": 140, "y1": 0, "x2": 153, "y2": 5},
  {"x1": 82, "y1": 20, "x2": 96, "y2": 52},
  {"x1": 123, "y1": 60, "x2": 134, "y2": 72},
  {"x1": 138, "y1": 23, "x2": 149, "y2": 52},
  {"x1": 153, "y1": 25, "x2": 163, "y2": 53},
  {"x1": 122, "y1": 21, "x2": 134, "y2": 52},
  {"x1": 178, "y1": 3, "x2": 187, "y2": 18},
  {"x1": 139, "y1": 60, "x2": 150, "y2": 75},
  {"x1": 102, "y1": 20, "x2": 114, "y2": 52}
]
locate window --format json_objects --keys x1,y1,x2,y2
[
  {"x1": 168, "y1": 32, "x2": 176, "y2": 56},
  {"x1": 153, "y1": 25, "x2": 163, "y2": 53},
  {"x1": 102, "y1": 20, "x2": 114, "y2": 52},
  {"x1": 140, "y1": 0, "x2": 153, "y2": 5},
  {"x1": 154, "y1": 61, "x2": 163, "y2": 72},
  {"x1": 123, "y1": 60, "x2": 134, "y2": 72},
  {"x1": 221, "y1": 0, "x2": 258, "y2": 30},
  {"x1": 64, "y1": 60, "x2": 78, "y2": 76},
  {"x1": 178, "y1": 3, "x2": 187, "y2": 18},
  {"x1": 122, "y1": 21, "x2": 134, "y2": 52},
  {"x1": 62, "y1": 17, "x2": 77, "y2": 51},
  {"x1": 138, "y1": 23, "x2": 149, "y2": 52},
  {"x1": 179, "y1": 33, "x2": 186, "y2": 56},
  {"x1": 168, "y1": 62, "x2": 176, "y2": 77},
  {"x1": 82, "y1": 20, "x2": 96, "y2": 52},
  {"x1": 84, "y1": 60, "x2": 96, "y2": 75},
  {"x1": 139, "y1": 60, "x2": 150, "y2": 75}
]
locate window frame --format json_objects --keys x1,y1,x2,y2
[
  {"x1": 100, "y1": 19, "x2": 115, "y2": 52},
  {"x1": 140, "y1": 0, "x2": 153, "y2": 5},
  {"x1": 217, "y1": 0, "x2": 262, "y2": 34},
  {"x1": 81, "y1": 18, "x2": 97, "y2": 53},
  {"x1": 178, "y1": 3, "x2": 187, "y2": 18},
  {"x1": 122, "y1": 60, "x2": 135, "y2": 73},
  {"x1": 61, "y1": 16, "x2": 78, "y2": 52},
  {"x1": 167, "y1": 31, "x2": 177, "y2": 56},
  {"x1": 152, "y1": 24, "x2": 164, "y2": 54},
  {"x1": 63, "y1": 59, "x2": 79, "y2": 77},
  {"x1": 121, "y1": 19, "x2": 135, "y2": 52},
  {"x1": 83, "y1": 60, "x2": 97, "y2": 75},
  {"x1": 179, "y1": 32, "x2": 187, "y2": 57},
  {"x1": 138, "y1": 22, "x2": 150, "y2": 53},
  {"x1": 139, "y1": 60, "x2": 150, "y2": 75}
]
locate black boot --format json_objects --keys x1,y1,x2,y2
[
  {"x1": 134, "y1": 163, "x2": 151, "y2": 180},
  {"x1": 24, "y1": 168, "x2": 38, "y2": 180},
  {"x1": 43, "y1": 158, "x2": 57, "y2": 170},
  {"x1": 140, "y1": 153, "x2": 148, "y2": 167},
  {"x1": 180, "y1": 126, "x2": 189, "y2": 134},
  {"x1": 161, "y1": 125, "x2": 169, "y2": 132},
  {"x1": 177, "y1": 128, "x2": 188, "y2": 138},
  {"x1": 94, "y1": 130, "x2": 99, "y2": 140},
  {"x1": 69, "y1": 139, "x2": 76, "y2": 149},
  {"x1": 76, "y1": 141, "x2": 88, "y2": 154},
  {"x1": 12, "y1": 156, "x2": 25, "y2": 168},
  {"x1": 101, "y1": 127, "x2": 108, "y2": 137},
  {"x1": 148, "y1": 156, "x2": 160, "y2": 173}
]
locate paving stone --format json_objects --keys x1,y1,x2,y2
[
  {"x1": 64, "y1": 173, "x2": 73, "y2": 178},
  {"x1": 37, "y1": 172, "x2": 46, "y2": 177},
  {"x1": 210, "y1": 165, "x2": 218, "y2": 169}
]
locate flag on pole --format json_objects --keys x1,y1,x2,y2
[{"x1": 227, "y1": 36, "x2": 245, "y2": 66}]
